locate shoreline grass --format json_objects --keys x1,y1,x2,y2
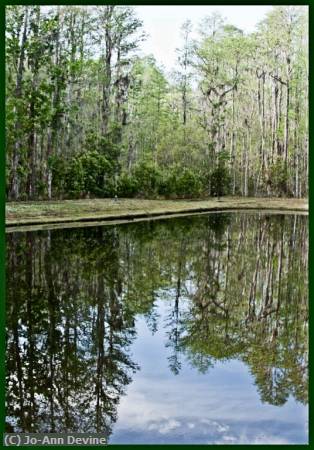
[{"x1": 6, "y1": 197, "x2": 308, "y2": 232}]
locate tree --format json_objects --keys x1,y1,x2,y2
[{"x1": 5, "y1": 6, "x2": 308, "y2": 200}]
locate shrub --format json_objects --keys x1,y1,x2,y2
[
  {"x1": 268, "y1": 160, "x2": 289, "y2": 196},
  {"x1": 157, "y1": 166, "x2": 203, "y2": 198},
  {"x1": 158, "y1": 171, "x2": 177, "y2": 197},
  {"x1": 117, "y1": 173, "x2": 139, "y2": 197},
  {"x1": 175, "y1": 168, "x2": 202, "y2": 197},
  {"x1": 79, "y1": 150, "x2": 114, "y2": 196},
  {"x1": 50, "y1": 155, "x2": 66, "y2": 196},
  {"x1": 132, "y1": 162, "x2": 162, "y2": 197},
  {"x1": 51, "y1": 150, "x2": 116, "y2": 198},
  {"x1": 210, "y1": 165, "x2": 231, "y2": 197},
  {"x1": 65, "y1": 157, "x2": 85, "y2": 197}
]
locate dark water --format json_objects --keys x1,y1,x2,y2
[{"x1": 6, "y1": 212, "x2": 308, "y2": 444}]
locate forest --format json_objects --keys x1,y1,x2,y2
[{"x1": 6, "y1": 5, "x2": 308, "y2": 201}]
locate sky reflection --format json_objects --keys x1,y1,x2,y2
[{"x1": 111, "y1": 299, "x2": 308, "y2": 444}]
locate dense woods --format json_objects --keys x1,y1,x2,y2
[
  {"x1": 6, "y1": 214, "x2": 308, "y2": 433},
  {"x1": 6, "y1": 5, "x2": 308, "y2": 200}
]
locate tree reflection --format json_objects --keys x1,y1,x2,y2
[
  {"x1": 6, "y1": 213, "x2": 308, "y2": 435},
  {"x1": 177, "y1": 214, "x2": 308, "y2": 407},
  {"x1": 6, "y1": 227, "x2": 139, "y2": 436}
]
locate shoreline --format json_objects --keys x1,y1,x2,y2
[{"x1": 6, "y1": 197, "x2": 308, "y2": 233}]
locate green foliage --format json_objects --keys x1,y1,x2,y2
[
  {"x1": 80, "y1": 150, "x2": 114, "y2": 196},
  {"x1": 209, "y1": 163, "x2": 231, "y2": 197},
  {"x1": 116, "y1": 164, "x2": 205, "y2": 199},
  {"x1": 117, "y1": 173, "x2": 139, "y2": 197},
  {"x1": 116, "y1": 165, "x2": 204, "y2": 199},
  {"x1": 51, "y1": 153, "x2": 207, "y2": 200},
  {"x1": 85, "y1": 131, "x2": 120, "y2": 164},
  {"x1": 51, "y1": 150, "x2": 115, "y2": 198},
  {"x1": 158, "y1": 166, "x2": 203, "y2": 198},
  {"x1": 5, "y1": 5, "x2": 308, "y2": 201},
  {"x1": 132, "y1": 162, "x2": 162, "y2": 197},
  {"x1": 50, "y1": 155, "x2": 67, "y2": 196},
  {"x1": 175, "y1": 168, "x2": 203, "y2": 197},
  {"x1": 268, "y1": 160, "x2": 290, "y2": 196},
  {"x1": 64, "y1": 157, "x2": 86, "y2": 197},
  {"x1": 157, "y1": 174, "x2": 175, "y2": 197}
]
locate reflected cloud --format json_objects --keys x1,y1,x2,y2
[{"x1": 112, "y1": 415, "x2": 307, "y2": 444}]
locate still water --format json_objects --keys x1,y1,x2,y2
[{"x1": 6, "y1": 212, "x2": 308, "y2": 444}]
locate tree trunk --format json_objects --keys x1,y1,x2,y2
[
  {"x1": 47, "y1": 7, "x2": 61, "y2": 200},
  {"x1": 11, "y1": 7, "x2": 29, "y2": 200},
  {"x1": 101, "y1": 6, "x2": 114, "y2": 137}
]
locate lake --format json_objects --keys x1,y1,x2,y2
[{"x1": 6, "y1": 212, "x2": 308, "y2": 444}]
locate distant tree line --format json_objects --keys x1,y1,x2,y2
[{"x1": 6, "y1": 5, "x2": 308, "y2": 200}]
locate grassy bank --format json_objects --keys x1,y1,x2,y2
[{"x1": 6, "y1": 197, "x2": 308, "y2": 232}]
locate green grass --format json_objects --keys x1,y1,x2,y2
[{"x1": 5, "y1": 197, "x2": 308, "y2": 230}]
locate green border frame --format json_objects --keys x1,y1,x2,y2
[{"x1": 0, "y1": 1, "x2": 311, "y2": 448}]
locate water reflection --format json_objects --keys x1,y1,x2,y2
[{"x1": 6, "y1": 213, "x2": 308, "y2": 443}]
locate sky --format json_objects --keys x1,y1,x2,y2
[{"x1": 133, "y1": 5, "x2": 274, "y2": 72}]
